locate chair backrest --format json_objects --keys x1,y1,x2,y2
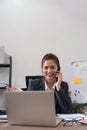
[{"x1": 25, "y1": 75, "x2": 43, "y2": 90}]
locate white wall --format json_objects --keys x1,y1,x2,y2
[{"x1": 0, "y1": 0, "x2": 87, "y2": 89}]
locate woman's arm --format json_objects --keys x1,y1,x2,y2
[
  {"x1": 6, "y1": 86, "x2": 23, "y2": 91},
  {"x1": 55, "y1": 81, "x2": 73, "y2": 114}
]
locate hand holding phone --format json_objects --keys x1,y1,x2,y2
[{"x1": 55, "y1": 71, "x2": 62, "y2": 91}]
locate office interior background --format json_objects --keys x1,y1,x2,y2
[{"x1": 0, "y1": 0, "x2": 87, "y2": 90}]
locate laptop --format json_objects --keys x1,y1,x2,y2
[{"x1": 4, "y1": 91, "x2": 62, "y2": 127}]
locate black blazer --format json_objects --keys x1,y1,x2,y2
[{"x1": 27, "y1": 77, "x2": 72, "y2": 114}]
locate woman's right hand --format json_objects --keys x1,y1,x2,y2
[{"x1": 6, "y1": 86, "x2": 23, "y2": 92}]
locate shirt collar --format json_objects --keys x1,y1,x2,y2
[{"x1": 45, "y1": 81, "x2": 56, "y2": 90}]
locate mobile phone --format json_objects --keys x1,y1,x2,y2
[{"x1": 56, "y1": 77, "x2": 58, "y2": 82}]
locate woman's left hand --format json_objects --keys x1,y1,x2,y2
[{"x1": 55, "y1": 71, "x2": 63, "y2": 91}]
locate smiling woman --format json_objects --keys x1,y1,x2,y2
[
  {"x1": 7, "y1": 53, "x2": 73, "y2": 114},
  {"x1": 41, "y1": 53, "x2": 61, "y2": 90}
]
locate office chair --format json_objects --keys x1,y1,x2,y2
[{"x1": 25, "y1": 75, "x2": 43, "y2": 90}]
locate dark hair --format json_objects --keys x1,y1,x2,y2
[{"x1": 41, "y1": 53, "x2": 60, "y2": 71}]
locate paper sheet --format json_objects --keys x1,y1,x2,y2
[
  {"x1": 0, "y1": 115, "x2": 7, "y2": 122},
  {"x1": 57, "y1": 113, "x2": 87, "y2": 120}
]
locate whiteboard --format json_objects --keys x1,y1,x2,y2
[{"x1": 71, "y1": 60, "x2": 87, "y2": 103}]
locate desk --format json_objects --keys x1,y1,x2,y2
[{"x1": 0, "y1": 122, "x2": 87, "y2": 130}]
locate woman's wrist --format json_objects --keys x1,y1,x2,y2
[{"x1": 56, "y1": 84, "x2": 61, "y2": 91}]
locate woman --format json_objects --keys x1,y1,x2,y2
[{"x1": 7, "y1": 53, "x2": 72, "y2": 114}]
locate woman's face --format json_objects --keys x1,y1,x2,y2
[{"x1": 41, "y1": 60, "x2": 58, "y2": 82}]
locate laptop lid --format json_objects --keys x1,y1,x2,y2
[{"x1": 5, "y1": 91, "x2": 62, "y2": 126}]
